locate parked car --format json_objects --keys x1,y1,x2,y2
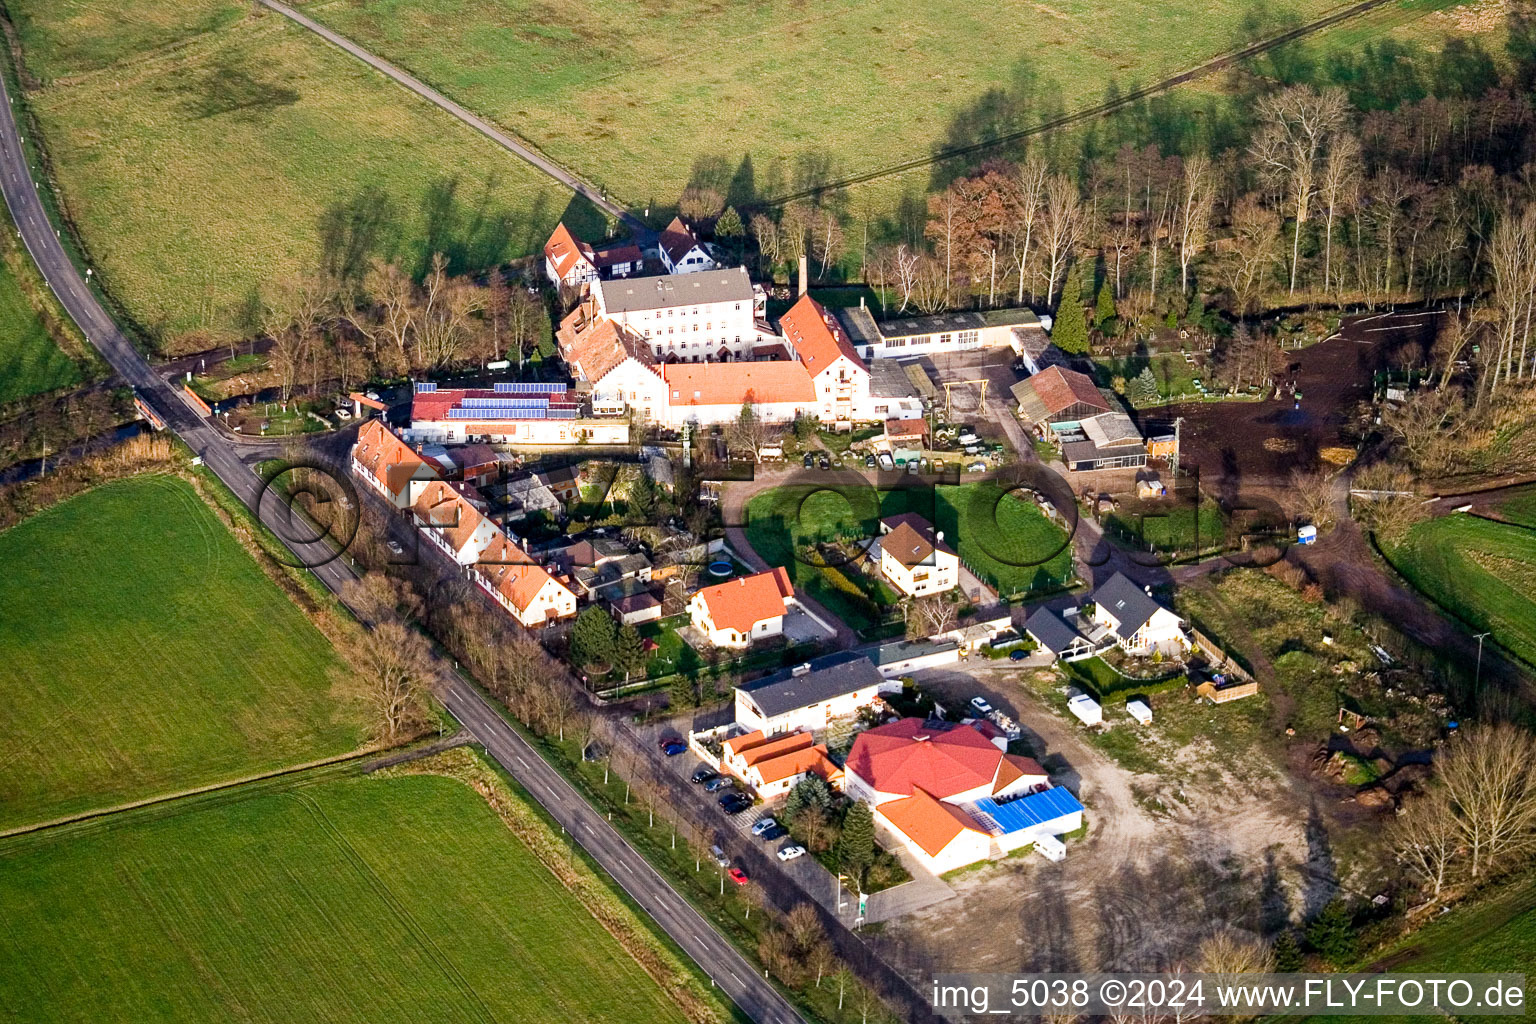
[
  {"x1": 777, "y1": 844, "x2": 807, "y2": 862},
  {"x1": 750, "y1": 817, "x2": 779, "y2": 837},
  {"x1": 1009, "y1": 648, "x2": 1029, "y2": 661},
  {"x1": 720, "y1": 794, "x2": 752, "y2": 815},
  {"x1": 704, "y1": 775, "x2": 733, "y2": 792},
  {"x1": 728, "y1": 867, "x2": 749, "y2": 885},
  {"x1": 970, "y1": 696, "x2": 995, "y2": 716},
  {"x1": 691, "y1": 766, "x2": 718, "y2": 784},
  {"x1": 760, "y1": 824, "x2": 788, "y2": 841},
  {"x1": 818, "y1": 455, "x2": 831, "y2": 470},
  {"x1": 385, "y1": 539, "x2": 404, "y2": 555},
  {"x1": 709, "y1": 844, "x2": 730, "y2": 868},
  {"x1": 877, "y1": 452, "x2": 895, "y2": 471},
  {"x1": 864, "y1": 453, "x2": 878, "y2": 468},
  {"x1": 906, "y1": 460, "x2": 919, "y2": 475},
  {"x1": 803, "y1": 452, "x2": 816, "y2": 469},
  {"x1": 661, "y1": 740, "x2": 688, "y2": 757}
]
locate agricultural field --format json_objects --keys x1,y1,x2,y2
[
  {"x1": 8, "y1": 0, "x2": 589, "y2": 345},
  {"x1": 0, "y1": 200, "x2": 90, "y2": 404},
  {"x1": 0, "y1": 769, "x2": 697, "y2": 1024},
  {"x1": 0, "y1": 475, "x2": 366, "y2": 830},
  {"x1": 1385, "y1": 511, "x2": 1536, "y2": 669}
]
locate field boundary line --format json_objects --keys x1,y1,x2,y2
[
  {"x1": 0, "y1": 741, "x2": 411, "y2": 842},
  {"x1": 250, "y1": 0, "x2": 640, "y2": 231},
  {"x1": 754, "y1": 0, "x2": 1410, "y2": 205}
]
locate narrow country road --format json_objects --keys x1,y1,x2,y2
[
  {"x1": 0, "y1": 74, "x2": 803, "y2": 1024},
  {"x1": 253, "y1": 0, "x2": 644, "y2": 235}
]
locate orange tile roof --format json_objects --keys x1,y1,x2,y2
[
  {"x1": 411, "y1": 480, "x2": 486, "y2": 555},
  {"x1": 780, "y1": 294, "x2": 865, "y2": 377},
  {"x1": 846, "y1": 717, "x2": 1006, "y2": 799},
  {"x1": 557, "y1": 301, "x2": 659, "y2": 383},
  {"x1": 473, "y1": 532, "x2": 571, "y2": 616},
  {"x1": 884, "y1": 418, "x2": 929, "y2": 439},
  {"x1": 1023, "y1": 366, "x2": 1110, "y2": 417},
  {"x1": 877, "y1": 787, "x2": 986, "y2": 857},
  {"x1": 662, "y1": 361, "x2": 815, "y2": 407},
  {"x1": 544, "y1": 222, "x2": 595, "y2": 280},
  {"x1": 992, "y1": 753, "x2": 1047, "y2": 794},
  {"x1": 755, "y1": 743, "x2": 844, "y2": 786},
  {"x1": 740, "y1": 731, "x2": 815, "y2": 768},
  {"x1": 722, "y1": 730, "x2": 768, "y2": 759},
  {"x1": 353, "y1": 419, "x2": 433, "y2": 498},
  {"x1": 694, "y1": 567, "x2": 794, "y2": 634}
]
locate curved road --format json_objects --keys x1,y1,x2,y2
[
  {"x1": 254, "y1": 0, "x2": 644, "y2": 235},
  {"x1": 0, "y1": 76, "x2": 801, "y2": 1024}
]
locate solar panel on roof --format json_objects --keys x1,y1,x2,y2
[{"x1": 414, "y1": 382, "x2": 437, "y2": 393}]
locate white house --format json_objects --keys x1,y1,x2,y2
[
  {"x1": 661, "y1": 361, "x2": 815, "y2": 428},
  {"x1": 592, "y1": 268, "x2": 763, "y2": 363},
  {"x1": 835, "y1": 303, "x2": 1044, "y2": 361},
  {"x1": 1089, "y1": 572, "x2": 1187, "y2": 655},
  {"x1": 733, "y1": 651, "x2": 891, "y2": 736},
  {"x1": 556, "y1": 304, "x2": 669, "y2": 420},
  {"x1": 720, "y1": 729, "x2": 845, "y2": 799},
  {"x1": 410, "y1": 481, "x2": 504, "y2": 565},
  {"x1": 351, "y1": 418, "x2": 440, "y2": 508},
  {"x1": 844, "y1": 718, "x2": 1079, "y2": 875},
  {"x1": 657, "y1": 216, "x2": 719, "y2": 275},
  {"x1": 688, "y1": 567, "x2": 795, "y2": 648},
  {"x1": 472, "y1": 533, "x2": 578, "y2": 627},
  {"x1": 780, "y1": 294, "x2": 871, "y2": 424},
  {"x1": 877, "y1": 513, "x2": 959, "y2": 598},
  {"x1": 544, "y1": 222, "x2": 642, "y2": 289}
]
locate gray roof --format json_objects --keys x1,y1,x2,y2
[
  {"x1": 596, "y1": 267, "x2": 753, "y2": 313},
  {"x1": 872, "y1": 638, "x2": 959, "y2": 666},
  {"x1": 868, "y1": 358, "x2": 920, "y2": 399},
  {"x1": 1062, "y1": 437, "x2": 1148, "y2": 469},
  {"x1": 1023, "y1": 607, "x2": 1089, "y2": 655},
  {"x1": 738, "y1": 651, "x2": 885, "y2": 719},
  {"x1": 1081, "y1": 411, "x2": 1143, "y2": 447},
  {"x1": 1091, "y1": 572, "x2": 1164, "y2": 640},
  {"x1": 834, "y1": 305, "x2": 882, "y2": 347},
  {"x1": 874, "y1": 307, "x2": 1041, "y2": 339}
]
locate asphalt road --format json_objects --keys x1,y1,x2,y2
[
  {"x1": 0, "y1": 76, "x2": 803, "y2": 1024},
  {"x1": 254, "y1": 0, "x2": 644, "y2": 236}
]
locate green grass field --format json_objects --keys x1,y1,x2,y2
[
  {"x1": 0, "y1": 475, "x2": 366, "y2": 830},
  {"x1": 1387, "y1": 513, "x2": 1536, "y2": 669},
  {"x1": 0, "y1": 771, "x2": 694, "y2": 1024},
  {"x1": 1496, "y1": 485, "x2": 1536, "y2": 529},
  {"x1": 0, "y1": 249, "x2": 80, "y2": 404},
  {"x1": 10, "y1": 0, "x2": 592, "y2": 345},
  {"x1": 291, "y1": 0, "x2": 1346, "y2": 219}
]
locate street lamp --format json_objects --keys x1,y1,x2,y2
[{"x1": 1474, "y1": 632, "x2": 1491, "y2": 696}]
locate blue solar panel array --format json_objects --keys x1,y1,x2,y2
[
  {"x1": 414, "y1": 382, "x2": 437, "y2": 393},
  {"x1": 969, "y1": 788, "x2": 1084, "y2": 836},
  {"x1": 493, "y1": 382, "x2": 566, "y2": 394}
]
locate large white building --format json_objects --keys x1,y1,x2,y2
[
  {"x1": 780, "y1": 294, "x2": 871, "y2": 424},
  {"x1": 835, "y1": 303, "x2": 1043, "y2": 360},
  {"x1": 593, "y1": 268, "x2": 765, "y2": 363},
  {"x1": 733, "y1": 651, "x2": 892, "y2": 736}
]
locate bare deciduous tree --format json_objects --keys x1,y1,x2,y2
[
  {"x1": 1436, "y1": 722, "x2": 1536, "y2": 878},
  {"x1": 1175, "y1": 153, "x2": 1218, "y2": 296},
  {"x1": 1387, "y1": 786, "x2": 1462, "y2": 897},
  {"x1": 1250, "y1": 84, "x2": 1351, "y2": 293}
]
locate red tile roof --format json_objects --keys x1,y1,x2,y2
[
  {"x1": 592, "y1": 243, "x2": 642, "y2": 269},
  {"x1": 662, "y1": 361, "x2": 815, "y2": 407},
  {"x1": 846, "y1": 718, "x2": 1006, "y2": 799},
  {"x1": 876, "y1": 787, "x2": 986, "y2": 856},
  {"x1": 557, "y1": 301, "x2": 659, "y2": 384},
  {"x1": 780, "y1": 295, "x2": 865, "y2": 377},
  {"x1": 474, "y1": 532, "x2": 570, "y2": 616},
  {"x1": 659, "y1": 216, "x2": 703, "y2": 265},
  {"x1": 883, "y1": 418, "x2": 929, "y2": 440},
  {"x1": 544, "y1": 222, "x2": 595, "y2": 281},
  {"x1": 411, "y1": 387, "x2": 578, "y2": 423},
  {"x1": 1024, "y1": 366, "x2": 1110, "y2": 417},
  {"x1": 694, "y1": 567, "x2": 794, "y2": 633},
  {"x1": 352, "y1": 419, "x2": 432, "y2": 499}
]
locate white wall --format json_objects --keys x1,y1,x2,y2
[{"x1": 603, "y1": 297, "x2": 757, "y2": 362}]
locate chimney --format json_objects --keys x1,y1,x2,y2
[
  {"x1": 798, "y1": 255, "x2": 808, "y2": 297},
  {"x1": 860, "y1": 296, "x2": 866, "y2": 310}
]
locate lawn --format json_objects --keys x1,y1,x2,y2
[
  {"x1": 1104, "y1": 499, "x2": 1226, "y2": 556},
  {"x1": 930, "y1": 481, "x2": 1074, "y2": 596},
  {"x1": 0, "y1": 475, "x2": 366, "y2": 830},
  {"x1": 10, "y1": 0, "x2": 591, "y2": 346},
  {"x1": 1495, "y1": 485, "x2": 1536, "y2": 530},
  {"x1": 0, "y1": 770, "x2": 696, "y2": 1024},
  {"x1": 291, "y1": 0, "x2": 1346, "y2": 225},
  {"x1": 0, "y1": 203, "x2": 86, "y2": 403},
  {"x1": 1386, "y1": 513, "x2": 1536, "y2": 669}
]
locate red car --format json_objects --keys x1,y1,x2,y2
[{"x1": 728, "y1": 867, "x2": 749, "y2": 885}]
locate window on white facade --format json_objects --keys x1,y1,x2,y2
[
  {"x1": 939, "y1": 333, "x2": 952, "y2": 345},
  {"x1": 958, "y1": 330, "x2": 980, "y2": 344},
  {"x1": 886, "y1": 338, "x2": 905, "y2": 348}
]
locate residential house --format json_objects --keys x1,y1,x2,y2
[
  {"x1": 405, "y1": 382, "x2": 629, "y2": 446},
  {"x1": 573, "y1": 551, "x2": 652, "y2": 600},
  {"x1": 450, "y1": 443, "x2": 505, "y2": 486},
  {"x1": 1022, "y1": 606, "x2": 1100, "y2": 662},
  {"x1": 608, "y1": 586, "x2": 663, "y2": 626},
  {"x1": 1060, "y1": 412, "x2": 1149, "y2": 472},
  {"x1": 410, "y1": 481, "x2": 504, "y2": 565},
  {"x1": 835, "y1": 303, "x2": 1043, "y2": 361},
  {"x1": 556, "y1": 301, "x2": 668, "y2": 419},
  {"x1": 733, "y1": 650, "x2": 891, "y2": 736},
  {"x1": 661, "y1": 361, "x2": 816, "y2": 428},
  {"x1": 780, "y1": 294, "x2": 870, "y2": 424},
  {"x1": 350, "y1": 418, "x2": 439, "y2": 508},
  {"x1": 1088, "y1": 572, "x2": 1187, "y2": 655},
  {"x1": 543, "y1": 222, "x2": 642, "y2": 289},
  {"x1": 485, "y1": 473, "x2": 562, "y2": 524},
  {"x1": 721, "y1": 730, "x2": 844, "y2": 799},
  {"x1": 871, "y1": 638, "x2": 962, "y2": 677},
  {"x1": 689, "y1": 567, "x2": 795, "y2": 648},
  {"x1": 544, "y1": 536, "x2": 630, "y2": 576},
  {"x1": 877, "y1": 513, "x2": 959, "y2": 598},
  {"x1": 1010, "y1": 366, "x2": 1112, "y2": 436},
  {"x1": 592, "y1": 268, "x2": 763, "y2": 363},
  {"x1": 844, "y1": 718, "x2": 1078, "y2": 875},
  {"x1": 535, "y1": 464, "x2": 583, "y2": 503},
  {"x1": 657, "y1": 216, "x2": 719, "y2": 275},
  {"x1": 471, "y1": 532, "x2": 578, "y2": 627}
]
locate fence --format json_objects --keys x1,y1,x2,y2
[{"x1": 1188, "y1": 624, "x2": 1256, "y2": 683}]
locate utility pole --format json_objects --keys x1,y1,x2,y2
[{"x1": 1474, "y1": 631, "x2": 1491, "y2": 698}]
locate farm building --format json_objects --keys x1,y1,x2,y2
[
  {"x1": 733, "y1": 650, "x2": 891, "y2": 736},
  {"x1": 1059, "y1": 412, "x2": 1150, "y2": 472},
  {"x1": 1010, "y1": 366, "x2": 1112, "y2": 434},
  {"x1": 835, "y1": 303, "x2": 1043, "y2": 360},
  {"x1": 404, "y1": 382, "x2": 630, "y2": 446}
]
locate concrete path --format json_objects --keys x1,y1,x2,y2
[{"x1": 254, "y1": 0, "x2": 644, "y2": 234}]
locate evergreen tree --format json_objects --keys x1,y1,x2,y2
[
  {"x1": 614, "y1": 623, "x2": 647, "y2": 679},
  {"x1": 1095, "y1": 278, "x2": 1117, "y2": 331},
  {"x1": 1271, "y1": 930, "x2": 1304, "y2": 972},
  {"x1": 668, "y1": 673, "x2": 695, "y2": 710},
  {"x1": 1052, "y1": 264, "x2": 1089, "y2": 355},
  {"x1": 629, "y1": 471, "x2": 656, "y2": 522},
  {"x1": 570, "y1": 606, "x2": 617, "y2": 670},
  {"x1": 837, "y1": 801, "x2": 876, "y2": 879},
  {"x1": 783, "y1": 776, "x2": 834, "y2": 823},
  {"x1": 716, "y1": 206, "x2": 745, "y2": 257},
  {"x1": 1304, "y1": 900, "x2": 1358, "y2": 967},
  {"x1": 1131, "y1": 366, "x2": 1160, "y2": 407}
]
